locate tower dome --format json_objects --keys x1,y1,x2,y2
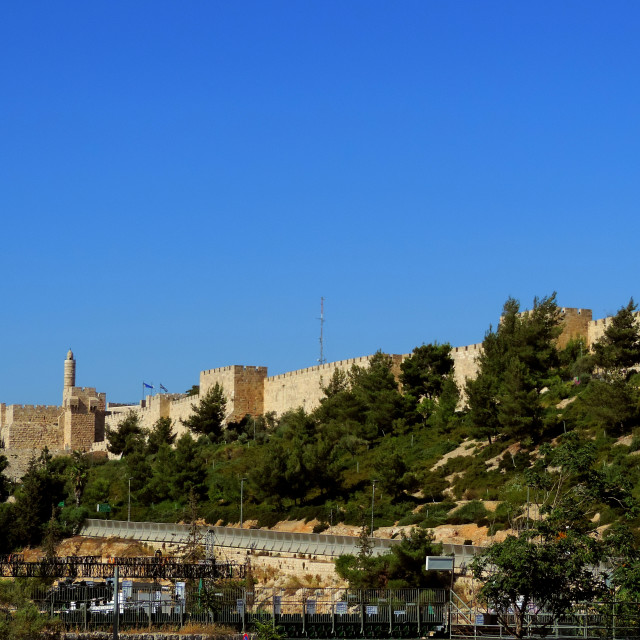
[{"x1": 64, "y1": 349, "x2": 76, "y2": 390}]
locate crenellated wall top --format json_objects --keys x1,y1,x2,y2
[
  {"x1": 451, "y1": 343, "x2": 483, "y2": 354},
  {"x1": 266, "y1": 355, "x2": 379, "y2": 382},
  {"x1": 201, "y1": 365, "x2": 268, "y2": 376},
  {"x1": 8, "y1": 404, "x2": 61, "y2": 412}
]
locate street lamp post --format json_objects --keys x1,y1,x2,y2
[
  {"x1": 128, "y1": 477, "x2": 133, "y2": 523},
  {"x1": 371, "y1": 480, "x2": 377, "y2": 538},
  {"x1": 240, "y1": 477, "x2": 247, "y2": 529}
]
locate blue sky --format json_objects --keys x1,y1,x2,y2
[{"x1": 2, "y1": 1, "x2": 639, "y2": 405}]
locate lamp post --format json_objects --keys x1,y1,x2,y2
[
  {"x1": 371, "y1": 480, "x2": 377, "y2": 538},
  {"x1": 240, "y1": 477, "x2": 247, "y2": 529},
  {"x1": 128, "y1": 477, "x2": 133, "y2": 523}
]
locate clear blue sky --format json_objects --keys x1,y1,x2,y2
[{"x1": 2, "y1": 1, "x2": 639, "y2": 405}]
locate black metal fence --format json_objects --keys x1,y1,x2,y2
[
  {"x1": 451, "y1": 599, "x2": 640, "y2": 639},
  {"x1": 25, "y1": 584, "x2": 448, "y2": 637},
  {"x1": 0, "y1": 554, "x2": 242, "y2": 580}
]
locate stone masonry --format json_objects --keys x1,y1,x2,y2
[{"x1": 1, "y1": 350, "x2": 106, "y2": 467}]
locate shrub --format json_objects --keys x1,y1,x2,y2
[{"x1": 447, "y1": 500, "x2": 490, "y2": 527}]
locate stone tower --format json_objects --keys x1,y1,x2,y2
[{"x1": 64, "y1": 349, "x2": 76, "y2": 390}]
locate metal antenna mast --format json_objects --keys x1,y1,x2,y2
[{"x1": 318, "y1": 296, "x2": 326, "y2": 364}]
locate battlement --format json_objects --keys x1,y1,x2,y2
[
  {"x1": 560, "y1": 307, "x2": 591, "y2": 316},
  {"x1": 451, "y1": 343, "x2": 483, "y2": 354},
  {"x1": 171, "y1": 394, "x2": 199, "y2": 406},
  {"x1": 5, "y1": 404, "x2": 62, "y2": 425},
  {"x1": 590, "y1": 311, "x2": 640, "y2": 326},
  {"x1": 7, "y1": 404, "x2": 61, "y2": 412},
  {"x1": 266, "y1": 355, "x2": 375, "y2": 382},
  {"x1": 201, "y1": 365, "x2": 268, "y2": 376},
  {"x1": 587, "y1": 311, "x2": 640, "y2": 348}
]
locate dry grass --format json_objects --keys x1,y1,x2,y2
[{"x1": 118, "y1": 622, "x2": 237, "y2": 636}]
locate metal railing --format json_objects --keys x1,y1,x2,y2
[
  {"x1": 81, "y1": 519, "x2": 401, "y2": 557},
  {"x1": 81, "y1": 519, "x2": 488, "y2": 561}
]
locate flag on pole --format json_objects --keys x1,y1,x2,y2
[
  {"x1": 159, "y1": 384, "x2": 168, "y2": 393},
  {"x1": 143, "y1": 382, "x2": 154, "y2": 389}
]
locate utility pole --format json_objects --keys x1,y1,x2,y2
[
  {"x1": 318, "y1": 297, "x2": 326, "y2": 365},
  {"x1": 127, "y1": 477, "x2": 133, "y2": 523},
  {"x1": 371, "y1": 480, "x2": 377, "y2": 538},
  {"x1": 112, "y1": 564, "x2": 120, "y2": 640},
  {"x1": 240, "y1": 478, "x2": 247, "y2": 529}
]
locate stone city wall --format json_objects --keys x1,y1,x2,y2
[
  {"x1": 262, "y1": 355, "x2": 402, "y2": 416},
  {"x1": 449, "y1": 343, "x2": 482, "y2": 390},
  {"x1": 557, "y1": 308, "x2": 592, "y2": 349},
  {"x1": 587, "y1": 311, "x2": 640, "y2": 347},
  {"x1": 200, "y1": 365, "x2": 268, "y2": 422},
  {"x1": 104, "y1": 394, "x2": 186, "y2": 434},
  {"x1": 1, "y1": 404, "x2": 62, "y2": 449},
  {"x1": 3, "y1": 417, "x2": 63, "y2": 450},
  {"x1": 64, "y1": 413, "x2": 97, "y2": 451},
  {"x1": 10, "y1": 305, "x2": 639, "y2": 461},
  {"x1": 166, "y1": 394, "x2": 200, "y2": 437},
  {"x1": 4, "y1": 404, "x2": 61, "y2": 426},
  {"x1": 4, "y1": 448, "x2": 66, "y2": 480}
]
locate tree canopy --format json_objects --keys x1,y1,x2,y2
[
  {"x1": 181, "y1": 383, "x2": 227, "y2": 441},
  {"x1": 592, "y1": 298, "x2": 640, "y2": 377}
]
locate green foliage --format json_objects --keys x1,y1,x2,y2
[
  {"x1": 3, "y1": 601, "x2": 48, "y2": 640},
  {"x1": 182, "y1": 383, "x2": 227, "y2": 441},
  {"x1": 253, "y1": 618, "x2": 285, "y2": 640},
  {"x1": 373, "y1": 450, "x2": 407, "y2": 500},
  {"x1": 593, "y1": 299, "x2": 640, "y2": 376},
  {"x1": 12, "y1": 453, "x2": 66, "y2": 548},
  {"x1": 335, "y1": 524, "x2": 444, "y2": 589},
  {"x1": 146, "y1": 416, "x2": 176, "y2": 454},
  {"x1": 0, "y1": 455, "x2": 11, "y2": 503},
  {"x1": 106, "y1": 411, "x2": 145, "y2": 456},
  {"x1": 447, "y1": 500, "x2": 490, "y2": 526},
  {"x1": 400, "y1": 343, "x2": 457, "y2": 421},
  {"x1": 466, "y1": 294, "x2": 562, "y2": 444},
  {"x1": 570, "y1": 378, "x2": 639, "y2": 434},
  {"x1": 558, "y1": 336, "x2": 593, "y2": 382},
  {"x1": 472, "y1": 530, "x2": 606, "y2": 639},
  {"x1": 7, "y1": 294, "x2": 640, "y2": 577},
  {"x1": 67, "y1": 450, "x2": 88, "y2": 507}
]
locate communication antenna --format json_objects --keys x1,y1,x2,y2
[{"x1": 318, "y1": 296, "x2": 326, "y2": 364}]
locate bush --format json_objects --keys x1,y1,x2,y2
[
  {"x1": 447, "y1": 500, "x2": 490, "y2": 527},
  {"x1": 397, "y1": 513, "x2": 424, "y2": 526}
]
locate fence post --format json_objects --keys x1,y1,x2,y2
[
  {"x1": 612, "y1": 600, "x2": 616, "y2": 640},
  {"x1": 83, "y1": 585, "x2": 88, "y2": 631},
  {"x1": 148, "y1": 585, "x2": 152, "y2": 630},
  {"x1": 272, "y1": 588, "x2": 276, "y2": 629},
  {"x1": 302, "y1": 598, "x2": 306, "y2": 636},
  {"x1": 113, "y1": 565, "x2": 119, "y2": 640},
  {"x1": 331, "y1": 600, "x2": 335, "y2": 637},
  {"x1": 242, "y1": 589, "x2": 246, "y2": 632}
]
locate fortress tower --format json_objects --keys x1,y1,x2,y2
[
  {"x1": 64, "y1": 349, "x2": 76, "y2": 390},
  {"x1": 61, "y1": 350, "x2": 106, "y2": 450}
]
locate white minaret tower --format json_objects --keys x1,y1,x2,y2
[{"x1": 64, "y1": 349, "x2": 76, "y2": 390}]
